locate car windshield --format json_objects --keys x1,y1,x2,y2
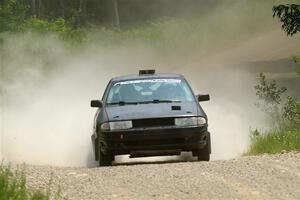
[{"x1": 106, "y1": 78, "x2": 195, "y2": 105}]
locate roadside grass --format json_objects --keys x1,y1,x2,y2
[
  {"x1": 248, "y1": 128, "x2": 300, "y2": 155},
  {"x1": 0, "y1": 164, "x2": 56, "y2": 200}
]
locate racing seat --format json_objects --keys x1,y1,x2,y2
[
  {"x1": 119, "y1": 84, "x2": 140, "y2": 102},
  {"x1": 155, "y1": 84, "x2": 179, "y2": 100}
]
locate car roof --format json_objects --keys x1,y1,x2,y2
[{"x1": 111, "y1": 73, "x2": 184, "y2": 82}]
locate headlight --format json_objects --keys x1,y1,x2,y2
[
  {"x1": 197, "y1": 117, "x2": 207, "y2": 125},
  {"x1": 175, "y1": 117, "x2": 206, "y2": 126},
  {"x1": 101, "y1": 121, "x2": 133, "y2": 131},
  {"x1": 100, "y1": 122, "x2": 110, "y2": 131}
]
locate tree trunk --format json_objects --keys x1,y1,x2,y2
[
  {"x1": 31, "y1": 0, "x2": 37, "y2": 18},
  {"x1": 79, "y1": 0, "x2": 87, "y2": 26},
  {"x1": 60, "y1": 0, "x2": 65, "y2": 18},
  {"x1": 112, "y1": 0, "x2": 120, "y2": 29},
  {"x1": 37, "y1": 0, "x2": 41, "y2": 18}
]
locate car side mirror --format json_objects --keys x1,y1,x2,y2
[
  {"x1": 197, "y1": 94, "x2": 210, "y2": 102},
  {"x1": 91, "y1": 100, "x2": 103, "y2": 108}
]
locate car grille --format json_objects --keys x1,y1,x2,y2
[
  {"x1": 124, "y1": 138, "x2": 184, "y2": 147},
  {"x1": 132, "y1": 118, "x2": 175, "y2": 128}
]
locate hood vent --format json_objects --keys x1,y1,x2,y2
[{"x1": 171, "y1": 105, "x2": 181, "y2": 111}]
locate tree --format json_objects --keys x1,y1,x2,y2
[
  {"x1": 78, "y1": 0, "x2": 87, "y2": 26},
  {"x1": 273, "y1": 4, "x2": 300, "y2": 36},
  {"x1": 0, "y1": 0, "x2": 29, "y2": 32},
  {"x1": 30, "y1": 0, "x2": 36, "y2": 17},
  {"x1": 112, "y1": 0, "x2": 120, "y2": 28},
  {"x1": 273, "y1": 4, "x2": 300, "y2": 128},
  {"x1": 254, "y1": 73, "x2": 287, "y2": 112}
]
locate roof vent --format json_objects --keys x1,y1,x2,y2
[{"x1": 139, "y1": 69, "x2": 155, "y2": 75}]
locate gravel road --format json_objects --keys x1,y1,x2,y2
[{"x1": 24, "y1": 152, "x2": 300, "y2": 200}]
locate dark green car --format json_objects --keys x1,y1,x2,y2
[{"x1": 91, "y1": 70, "x2": 211, "y2": 166}]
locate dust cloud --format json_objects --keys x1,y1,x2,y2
[{"x1": 1, "y1": 1, "x2": 300, "y2": 167}]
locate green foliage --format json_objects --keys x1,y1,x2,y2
[
  {"x1": 250, "y1": 72, "x2": 300, "y2": 155},
  {"x1": 273, "y1": 4, "x2": 300, "y2": 36},
  {"x1": 292, "y1": 56, "x2": 300, "y2": 75},
  {"x1": 88, "y1": 19, "x2": 193, "y2": 47},
  {"x1": 0, "y1": 1, "x2": 282, "y2": 47},
  {"x1": 254, "y1": 72, "x2": 300, "y2": 128},
  {"x1": 254, "y1": 73, "x2": 287, "y2": 120},
  {"x1": 21, "y1": 18, "x2": 87, "y2": 42},
  {"x1": 22, "y1": 18, "x2": 69, "y2": 33},
  {"x1": 0, "y1": 164, "x2": 51, "y2": 200},
  {"x1": 255, "y1": 73, "x2": 287, "y2": 105},
  {"x1": 0, "y1": 0, "x2": 86, "y2": 43},
  {"x1": 0, "y1": 0, "x2": 29, "y2": 32},
  {"x1": 282, "y1": 56, "x2": 300, "y2": 127},
  {"x1": 248, "y1": 129, "x2": 300, "y2": 155},
  {"x1": 284, "y1": 97, "x2": 300, "y2": 127}
]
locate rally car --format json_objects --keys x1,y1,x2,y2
[{"x1": 91, "y1": 70, "x2": 211, "y2": 166}]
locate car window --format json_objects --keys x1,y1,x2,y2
[{"x1": 106, "y1": 78, "x2": 194, "y2": 104}]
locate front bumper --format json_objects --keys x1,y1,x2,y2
[{"x1": 98, "y1": 125, "x2": 209, "y2": 156}]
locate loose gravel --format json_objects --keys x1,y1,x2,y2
[{"x1": 24, "y1": 152, "x2": 300, "y2": 200}]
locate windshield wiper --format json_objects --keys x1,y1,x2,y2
[
  {"x1": 139, "y1": 99, "x2": 181, "y2": 104},
  {"x1": 107, "y1": 101, "x2": 139, "y2": 106},
  {"x1": 107, "y1": 100, "x2": 181, "y2": 106}
]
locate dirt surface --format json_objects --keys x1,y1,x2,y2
[{"x1": 24, "y1": 152, "x2": 300, "y2": 200}]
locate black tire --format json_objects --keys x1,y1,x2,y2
[
  {"x1": 196, "y1": 133, "x2": 211, "y2": 161},
  {"x1": 99, "y1": 149, "x2": 113, "y2": 167}
]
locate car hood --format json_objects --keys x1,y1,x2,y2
[{"x1": 105, "y1": 102, "x2": 198, "y2": 121}]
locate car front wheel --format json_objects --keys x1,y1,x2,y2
[
  {"x1": 195, "y1": 133, "x2": 211, "y2": 161},
  {"x1": 99, "y1": 147, "x2": 113, "y2": 167}
]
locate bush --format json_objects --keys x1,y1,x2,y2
[
  {"x1": 254, "y1": 73, "x2": 287, "y2": 107},
  {"x1": 248, "y1": 129, "x2": 300, "y2": 155},
  {"x1": 21, "y1": 18, "x2": 87, "y2": 43},
  {"x1": 249, "y1": 71, "x2": 300, "y2": 155},
  {"x1": 0, "y1": 164, "x2": 56, "y2": 200},
  {"x1": 292, "y1": 56, "x2": 300, "y2": 75},
  {"x1": 284, "y1": 97, "x2": 300, "y2": 127},
  {"x1": 0, "y1": 0, "x2": 29, "y2": 32},
  {"x1": 0, "y1": 0, "x2": 86, "y2": 43},
  {"x1": 254, "y1": 73, "x2": 287, "y2": 128}
]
